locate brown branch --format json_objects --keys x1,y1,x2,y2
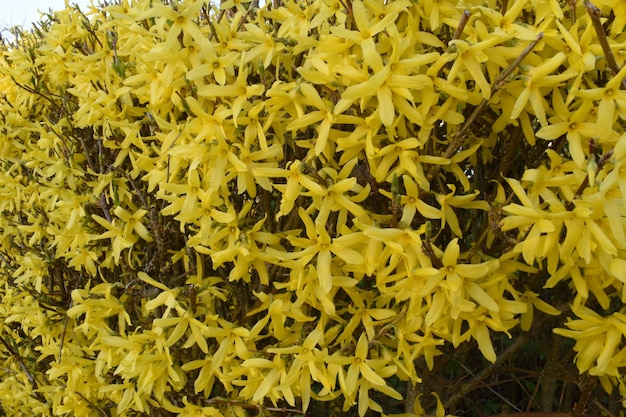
[
  {"x1": 449, "y1": 10, "x2": 471, "y2": 46},
  {"x1": 237, "y1": 0, "x2": 260, "y2": 33},
  {"x1": 10, "y1": 77, "x2": 65, "y2": 114},
  {"x1": 57, "y1": 299, "x2": 73, "y2": 363},
  {"x1": 260, "y1": 187, "x2": 276, "y2": 232},
  {"x1": 572, "y1": 374, "x2": 598, "y2": 417},
  {"x1": 389, "y1": 174, "x2": 401, "y2": 228},
  {"x1": 0, "y1": 332, "x2": 46, "y2": 404},
  {"x1": 369, "y1": 305, "x2": 408, "y2": 347},
  {"x1": 426, "y1": 33, "x2": 544, "y2": 185},
  {"x1": 491, "y1": 412, "x2": 572, "y2": 417},
  {"x1": 206, "y1": 397, "x2": 305, "y2": 414},
  {"x1": 216, "y1": 5, "x2": 227, "y2": 24},
  {"x1": 501, "y1": 0, "x2": 509, "y2": 15},
  {"x1": 301, "y1": 162, "x2": 328, "y2": 186},
  {"x1": 74, "y1": 390, "x2": 108, "y2": 417},
  {"x1": 590, "y1": 397, "x2": 620, "y2": 417},
  {"x1": 490, "y1": 413, "x2": 595, "y2": 417},
  {"x1": 584, "y1": 1, "x2": 626, "y2": 90},
  {"x1": 422, "y1": 235, "x2": 443, "y2": 269},
  {"x1": 78, "y1": 135, "x2": 98, "y2": 173},
  {"x1": 339, "y1": 0, "x2": 354, "y2": 30},
  {"x1": 124, "y1": 171, "x2": 149, "y2": 208},
  {"x1": 75, "y1": 6, "x2": 104, "y2": 49},
  {"x1": 444, "y1": 332, "x2": 530, "y2": 410}
]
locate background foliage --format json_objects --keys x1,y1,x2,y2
[{"x1": 0, "y1": 0, "x2": 625, "y2": 416}]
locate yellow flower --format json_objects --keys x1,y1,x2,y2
[
  {"x1": 466, "y1": 310, "x2": 498, "y2": 363},
  {"x1": 113, "y1": 206, "x2": 153, "y2": 242},
  {"x1": 304, "y1": 162, "x2": 369, "y2": 228},
  {"x1": 160, "y1": 167, "x2": 203, "y2": 224},
  {"x1": 326, "y1": 334, "x2": 400, "y2": 413},
  {"x1": 339, "y1": 60, "x2": 433, "y2": 128},
  {"x1": 536, "y1": 89, "x2": 597, "y2": 166},
  {"x1": 600, "y1": 0, "x2": 626, "y2": 33},
  {"x1": 278, "y1": 208, "x2": 364, "y2": 294},
  {"x1": 371, "y1": 137, "x2": 423, "y2": 182},
  {"x1": 545, "y1": 19, "x2": 596, "y2": 99},
  {"x1": 137, "y1": 1, "x2": 206, "y2": 50},
  {"x1": 339, "y1": 305, "x2": 397, "y2": 342},
  {"x1": 421, "y1": 0, "x2": 458, "y2": 30},
  {"x1": 478, "y1": 0, "x2": 538, "y2": 40},
  {"x1": 446, "y1": 34, "x2": 515, "y2": 100},
  {"x1": 153, "y1": 310, "x2": 211, "y2": 354},
  {"x1": 186, "y1": 46, "x2": 238, "y2": 86},
  {"x1": 435, "y1": 184, "x2": 488, "y2": 237},
  {"x1": 575, "y1": 64, "x2": 626, "y2": 142},
  {"x1": 240, "y1": 21, "x2": 284, "y2": 69},
  {"x1": 399, "y1": 175, "x2": 441, "y2": 225},
  {"x1": 197, "y1": 67, "x2": 265, "y2": 123},
  {"x1": 270, "y1": 325, "x2": 330, "y2": 410},
  {"x1": 554, "y1": 305, "x2": 626, "y2": 377},
  {"x1": 510, "y1": 52, "x2": 575, "y2": 126},
  {"x1": 179, "y1": 189, "x2": 237, "y2": 246},
  {"x1": 330, "y1": 0, "x2": 398, "y2": 71},
  {"x1": 310, "y1": 0, "x2": 347, "y2": 28},
  {"x1": 422, "y1": 238, "x2": 498, "y2": 319},
  {"x1": 91, "y1": 214, "x2": 135, "y2": 264},
  {"x1": 286, "y1": 82, "x2": 335, "y2": 155},
  {"x1": 239, "y1": 355, "x2": 289, "y2": 403},
  {"x1": 219, "y1": 0, "x2": 252, "y2": 14},
  {"x1": 519, "y1": 290, "x2": 561, "y2": 331}
]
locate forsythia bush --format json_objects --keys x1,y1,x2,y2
[{"x1": 0, "y1": 0, "x2": 625, "y2": 415}]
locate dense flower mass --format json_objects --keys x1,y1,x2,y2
[{"x1": 0, "y1": 0, "x2": 625, "y2": 416}]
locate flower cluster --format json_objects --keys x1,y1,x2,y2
[{"x1": 0, "y1": 0, "x2": 625, "y2": 415}]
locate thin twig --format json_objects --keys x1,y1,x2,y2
[
  {"x1": 501, "y1": 0, "x2": 509, "y2": 14},
  {"x1": 200, "y1": 5, "x2": 219, "y2": 43},
  {"x1": 572, "y1": 374, "x2": 597, "y2": 417},
  {"x1": 78, "y1": 136, "x2": 97, "y2": 172},
  {"x1": 74, "y1": 390, "x2": 108, "y2": 417},
  {"x1": 490, "y1": 413, "x2": 577, "y2": 417},
  {"x1": 301, "y1": 162, "x2": 328, "y2": 186},
  {"x1": 449, "y1": 10, "x2": 471, "y2": 46},
  {"x1": 389, "y1": 174, "x2": 401, "y2": 228},
  {"x1": 339, "y1": 0, "x2": 354, "y2": 30},
  {"x1": 444, "y1": 332, "x2": 530, "y2": 410},
  {"x1": 206, "y1": 397, "x2": 305, "y2": 414},
  {"x1": 422, "y1": 235, "x2": 443, "y2": 268},
  {"x1": 426, "y1": 33, "x2": 544, "y2": 185},
  {"x1": 98, "y1": 192, "x2": 113, "y2": 223},
  {"x1": 124, "y1": 171, "x2": 149, "y2": 208},
  {"x1": 237, "y1": 0, "x2": 260, "y2": 32},
  {"x1": 369, "y1": 305, "x2": 408, "y2": 347},
  {"x1": 215, "y1": 7, "x2": 227, "y2": 25},
  {"x1": 0, "y1": 332, "x2": 46, "y2": 403},
  {"x1": 58, "y1": 299, "x2": 73, "y2": 363},
  {"x1": 584, "y1": 1, "x2": 626, "y2": 90},
  {"x1": 260, "y1": 187, "x2": 276, "y2": 232},
  {"x1": 570, "y1": 0, "x2": 577, "y2": 23},
  {"x1": 591, "y1": 397, "x2": 620, "y2": 417},
  {"x1": 11, "y1": 77, "x2": 65, "y2": 113},
  {"x1": 75, "y1": 7, "x2": 103, "y2": 49}
]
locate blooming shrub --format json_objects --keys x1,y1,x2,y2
[{"x1": 0, "y1": 0, "x2": 625, "y2": 416}]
